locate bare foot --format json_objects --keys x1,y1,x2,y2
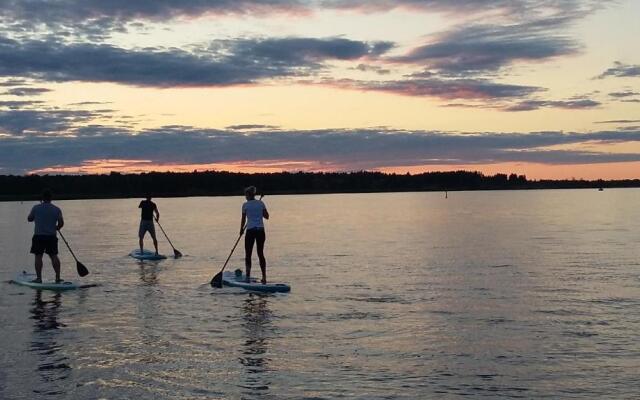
[{"x1": 30, "y1": 278, "x2": 42, "y2": 283}]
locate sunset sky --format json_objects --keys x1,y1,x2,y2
[{"x1": 0, "y1": 0, "x2": 639, "y2": 179}]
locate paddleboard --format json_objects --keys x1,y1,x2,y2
[
  {"x1": 11, "y1": 271, "x2": 81, "y2": 291},
  {"x1": 129, "y1": 249, "x2": 167, "y2": 260},
  {"x1": 222, "y1": 270, "x2": 291, "y2": 293}
]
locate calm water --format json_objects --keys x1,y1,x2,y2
[{"x1": 1, "y1": 190, "x2": 639, "y2": 399}]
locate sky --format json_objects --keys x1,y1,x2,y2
[{"x1": 0, "y1": 0, "x2": 639, "y2": 179}]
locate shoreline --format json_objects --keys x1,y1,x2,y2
[
  {"x1": 2, "y1": 170, "x2": 638, "y2": 202},
  {"x1": 2, "y1": 185, "x2": 638, "y2": 202}
]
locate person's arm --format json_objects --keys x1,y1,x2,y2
[
  {"x1": 154, "y1": 204, "x2": 160, "y2": 221},
  {"x1": 262, "y1": 207, "x2": 269, "y2": 220},
  {"x1": 240, "y1": 212, "x2": 247, "y2": 235},
  {"x1": 27, "y1": 206, "x2": 35, "y2": 222},
  {"x1": 57, "y1": 211, "x2": 64, "y2": 231}
]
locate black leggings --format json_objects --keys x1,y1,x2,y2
[{"x1": 245, "y1": 228, "x2": 266, "y2": 278}]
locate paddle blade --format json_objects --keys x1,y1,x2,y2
[
  {"x1": 210, "y1": 272, "x2": 223, "y2": 288},
  {"x1": 77, "y1": 261, "x2": 89, "y2": 277},
  {"x1": 173, "y1": 248, "x2": 183, "y2": 258}
]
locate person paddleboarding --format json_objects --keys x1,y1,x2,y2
[
  {"x1": 27, "y1": 190, "x2": 64, "y2": 283},
  {"x1": 139, "y1": 195, "x2": 160, "y2": 255},
  {"x1": 241, "y1": 186, "x2": 269, "y2": 284}
]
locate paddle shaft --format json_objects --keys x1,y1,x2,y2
[
  {"x1": 155, "y1": 218, "x2": 179, "y2": 252},
  {"x1": 219, "y1": 230, "x2": 244, "y2": 276},
  {"x1": 58, "y1": 230, "x2": 78, "y2": 262},
  {"x1": 58, "y1": 230, "x2": 89, "y2": 277}
]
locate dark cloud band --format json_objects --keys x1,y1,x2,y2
[
  {"x1": 0, "y1": 36, "x2": 389, "y2": 87},
  {"x1": 394, "y1": 22, "x2": 579, "y2": 75},
  {"x1": 329, "y1": 78, "x2": 541, "y2": 100},
  {"x1": 1, "y1": 120, "x2": 638, "y2": 173}
]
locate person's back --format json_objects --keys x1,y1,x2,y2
[
  {"x1": 241, "y1": 187, "x2": 269, "y2": 284},
  {"x1": 30, "y1": 202, "x2": 62, "y2": 236},
  {"x1": 242, "y1": 199, "x2": 266, "y2": 229},
  {"x1": 138, "y1": 196, "x2": 159, "y2": 254},
  {"x1": 27, "y1": 190, "x2": 64, "y2": 283},
  {"x1": 139, "y1": 199, "x2": 157, "y2": 221}
]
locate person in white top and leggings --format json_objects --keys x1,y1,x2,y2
[{"x1": 240, "y1": 186, "x2": 269, "y2": 284}]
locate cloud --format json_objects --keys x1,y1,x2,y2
[
  {"x1": 224, "y1": 37, "x2": 392, "y2": 63},
  {"x1": 3, "y1": 87, "x2": 52, "y2": 96},
  {"x1": 0, "y1": 79, "x2": 29, "y2": 87},
  {"x1": 1, "y1": 116, "x2": 639, "y2": 173},
  {"x1": 0, "y1": 0, "x2": 309, "y2": 39},
  {"x1": 0, "y1": 108, "x2": 115, "y2": 135},
  {"x1": 324, "y1": 0, "x2": 604, "y2": 19},
  {"x1": 226, "y1": 124, "x2": 279, "y2": 130},
  {"x1": 67, "y1": 101, "x2": 113, "y2": 106},
  {"x1": 0, "y1": 0, "x2": 609, "y2": 43},
  {"x1": 0, "y1": 100, "x2": 45, "y2": 109},
  {"x1": 594, "y1": 119, "x2": 640, "y2": 124},
  {"x1": 0, "y1": 36, "x2": 389, "y2": 87},
  {"x1": 329, "y1": 78, "x2": 541, "y2": 100},
  {"x1": 597, "y1": 62, "x2": 640, "y2": 79},
  {"x1": 0, "y1": 0, "x2": 594, "y2": 26},
  {"x1": 609, "y1": 90, "x2": 640, "y2": 98},
  {"x1": 354, "y1": 64, "x2": 391, "y2": 75},
  {"x1": 0, "y1": 0, "x2": 306, "y2": 21},
  {"x1": 393, "y1": 22, "x2": 580, "y2": 75},
  {"x1": 504, "y1": 98, "x2": 600, "y2": 112}
]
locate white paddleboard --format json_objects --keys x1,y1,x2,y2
[
  {"x1": 11, "y1": 271, "x2": 81, "y2": 291},
  {"x1": 222, "y1": 270, "x2": 291, "y2": 293},
  {"x1": 129, "y1": 249, "x2": 167, "y2": 260}
]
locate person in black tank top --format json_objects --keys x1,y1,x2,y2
[{"x1": 138, "y1": 195, "x2": 160, "y2": 254}]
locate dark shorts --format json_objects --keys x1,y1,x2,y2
[
  {"x1": 31, "y1": 235, "x2": 58, "y2": 256},
  {"x1": 139, "y1": 220, "x2": 156, "y2": 238}
]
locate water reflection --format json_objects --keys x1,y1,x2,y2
[
  {"x1": 138, "y1": 263, "x2": 159, "y2": 286},
  {"x1": 239, "y1": 294, "x2": 273, "y2": 398},
  {"x1": 136, "y1": 262, "x2": 163, "y2": 358},
  {"x1": 29, "y1": 291, "x2": 71, "y2": 396}
]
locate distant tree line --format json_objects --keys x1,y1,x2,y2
[{"x1": 0, "y1": 170, "x2": 638, "y2": 201}]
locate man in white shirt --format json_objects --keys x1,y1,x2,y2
[
  {"x1": 240, "y1": 186, "x2": 269, "y2": 284},
  {"x1": 27, "y1": 190, "x2": 64, "y2": 283}
]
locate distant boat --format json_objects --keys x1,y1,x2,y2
[{"x1": 598, "y1": 188, "x2": 604, "y2": 191}]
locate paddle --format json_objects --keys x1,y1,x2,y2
[
  {"x1": 58, "y1": 230, "x2": 89, "y2": 277},
  {"x1": 210, "y1": 229, "x2": 244, "y2": 288},
  {"x1": 210, "y1": 194, "x2": 263, "y2": 288},
  {"x1": 155, "y1": 218, "x2": 182, "y2": 258}
]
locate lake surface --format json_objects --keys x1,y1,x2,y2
[{"x1": 1, "y1": 190, "x2": 639, "y2": 399}]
